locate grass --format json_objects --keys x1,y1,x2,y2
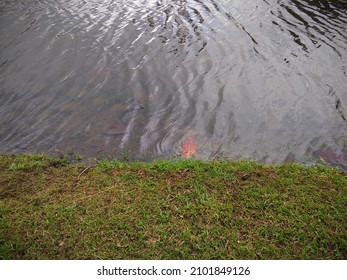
[{"x1": 0, "y1": 154, "x2": 346, "y2": 259}]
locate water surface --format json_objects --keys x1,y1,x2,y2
[{"x1": 0, "y1": 0, "x2": 346, "y2": 167}]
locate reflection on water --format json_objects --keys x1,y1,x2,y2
[{"x1": 0, "y1": 0, "x2": 346, "y2": 168}]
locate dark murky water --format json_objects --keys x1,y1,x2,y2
[{"x1": 0, "y1": 0, "x2": 346, "y2": 167}]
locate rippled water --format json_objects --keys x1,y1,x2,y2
[{"x1": 0, "y1": 0, "x2": 346, "y2": 167}]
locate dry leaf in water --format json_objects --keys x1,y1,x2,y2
[{"x1": 181, "y1": 136, "x2": 197, "y2": 159}]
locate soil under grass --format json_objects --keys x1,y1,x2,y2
[{"x1": 0, "y1": 154, "x2": 346, "y2": 259}]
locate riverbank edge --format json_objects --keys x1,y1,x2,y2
[{"x1": 0, "y1": 153, "x2": 346, "y2": 259}]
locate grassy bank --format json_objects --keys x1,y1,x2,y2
[{"x1": 0, "y1": 154, "x2": 346, "y2": 259}]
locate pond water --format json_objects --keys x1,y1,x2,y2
[{"x1": 0, "y1": 0, "x2": 346, "y2": 167}]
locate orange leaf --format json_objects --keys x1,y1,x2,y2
[{"x1": 181, "y1": 136, "x2": 197, "y2": 159}]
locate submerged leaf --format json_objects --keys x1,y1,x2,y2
[{"x1": 181, "y1": 136, "x2": 197, "y2": 159}]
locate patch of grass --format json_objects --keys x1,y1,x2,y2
[
  {"x1": 97, "y1": 159, "x2": 119, "y2": 170},
  {"x1": 5, "y1": 153, "x2": 68, "y2": 171},
  {"x1": 0, "y1": 154, "x2": 346, "y2": 259}
]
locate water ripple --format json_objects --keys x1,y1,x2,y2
[{"x1": 0, "y1": 0, "x2": 346, "y2": 167}]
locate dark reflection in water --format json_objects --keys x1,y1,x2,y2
[{"x1": 0, "y1": 0, "x2": 346, "y2": 168}]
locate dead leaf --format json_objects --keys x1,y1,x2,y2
[{"x1": 181, "y1": 136, "x2": 197, "y2": 159}]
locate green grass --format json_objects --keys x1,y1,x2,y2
[{"x1": 0, "y1": 154, "x2": 346, "y2": 259}]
